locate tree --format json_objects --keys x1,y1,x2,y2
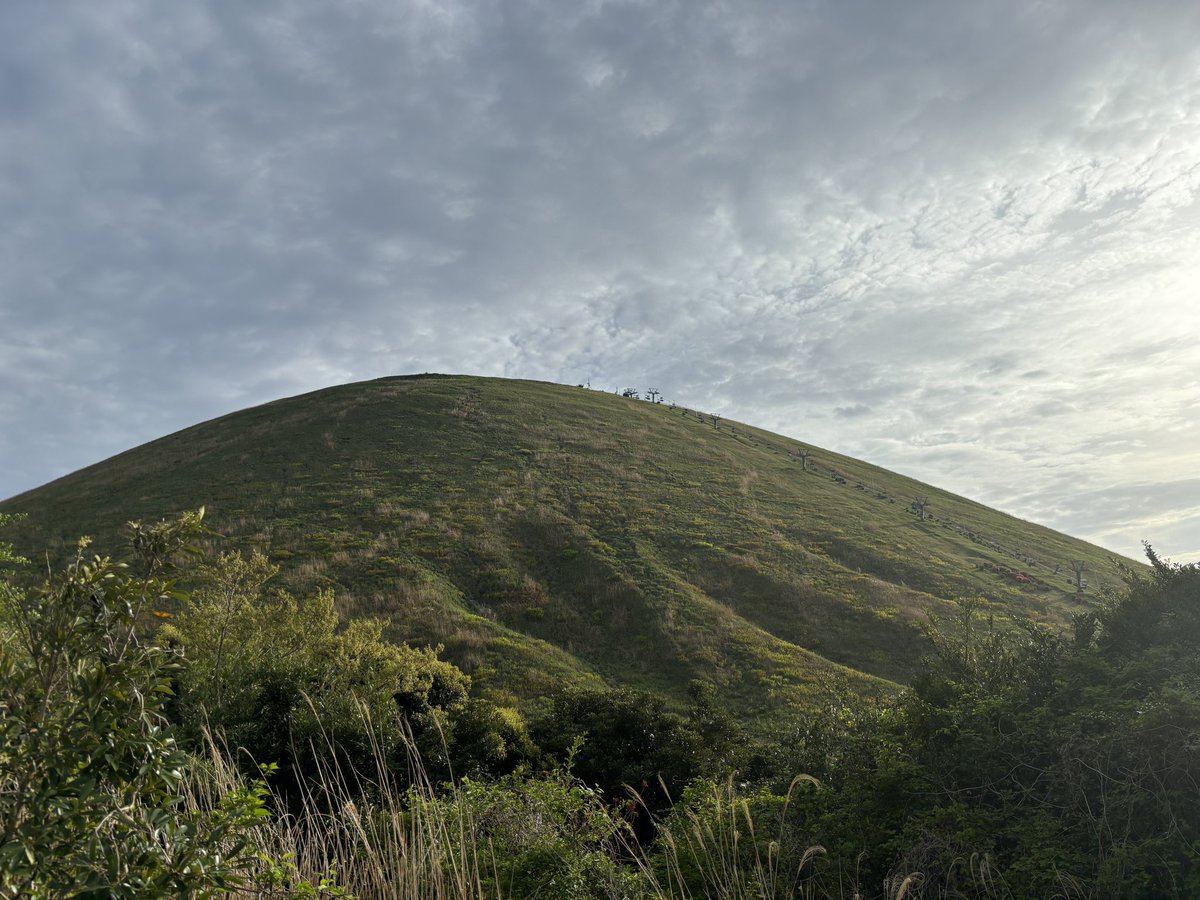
[
  {"x1": 177, "y1": 549, "x2": 280, "y2": 724},
  {"x1": 0, "y1": 512, "x2": 266, "y2": 896},
  {"x1": 685, "y1": 680, "x2": 754, "y2": 776},
  {"x1": 163, "y1": 550, "x2": 474, "y2": 792},
  {"x1": 842, "y1": 555, "x2": 1200, "y2": 895},
  {"x1": 532, "y1": 687, "x2": 703, "y2": 825},
  {"x1": 446, "y1": 698, "x2": 538, "y2": 779}
]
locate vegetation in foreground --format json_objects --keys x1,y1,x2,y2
[{"x1": 4, "y1": 511, "x2": 1200, "y2": 897}]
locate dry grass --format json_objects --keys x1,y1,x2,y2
[
  {"x1": 638, "y1": 775, "x2": 832, "y2": 900},
  {"x1": 182, "y1": 715, "x2": 938, "y2": 900},
  {"x1": 187, "y1": 721, "x2": 498, "y2": 900},
  {"x1": 295, "y1": 558, "x2": 329, "y2": 580}
]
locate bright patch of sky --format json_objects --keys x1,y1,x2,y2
[{"x1": 3, "y1": 0, "x2": 1200, "y2": 560}]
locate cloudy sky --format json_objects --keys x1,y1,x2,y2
[{"x1": 4, "y1": 1, "x2": 1200, "y2": 561}]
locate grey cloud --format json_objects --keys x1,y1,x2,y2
[
  {"x1": 835, "y1": 404, "x2": 872, "y2": 420},
  {"x1": 5, "y1": 0, "x2": 1200, "y2": 561}
]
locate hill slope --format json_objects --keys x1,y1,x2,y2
[{"x1": 1, "y1": 375, "x2": 1131, "y2": 719}]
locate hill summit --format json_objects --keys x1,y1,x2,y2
[{"x1": 1, "y1": 374, "x2": 1127, "y2": 718}]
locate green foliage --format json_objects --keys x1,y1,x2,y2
[
  {"x1": 447, "y1": 698, "x2": 539, "y2": 779},
  {"x1": 684, "y1": 680, "x2": 756, "y2": 776},
  {"x1": 163, "y1": 547, "x2": 535, "y2": 793},
  {"x1": 162, "y1": 549, "x2": 288, "y2": 729},
  {"x1": 767, "y1": 674, "x2": 889, "y2": 795},
  {"x1": 250, "y1": 850, "x2": 353, "y2": 899},
  {"x1": 0, "y1": 512, "x2": 266, "y2": 897},
  {"x1": 0, "y1": 513, "x2": 26, "y2": 573},
  {"x1": 533, "y1": 686, "x2": 708, "y2": 825},
  {"x1": 163, "y1": 549, "x2": 471, "y2": 789},
  {"x1": 763, "y1": 553, "x2": 1200, "y2": 896},
  {"x1": 650, "y1": 778, "x2": 825, "y2": 900},
  {"x1": 4, "y1": 506, "x2": 1194, "y2": 897},
  {"x1": 0, "y1": 513, "x2": 28, "y2": 656},
  {"x1": 425, "y1": 767, "x2": 649, "y2": 899}
]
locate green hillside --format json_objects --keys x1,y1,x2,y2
[{"x1": 0, "y1": 374, "x2": 1131, "y2": 721}]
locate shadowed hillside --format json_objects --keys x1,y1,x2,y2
[{"x1": 1, "y1": 375, "x2": 1131, "y2": 722}]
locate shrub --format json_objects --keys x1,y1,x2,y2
[
  {"x1": 532, "y1": 686, "x2": 705, "y2": 831},
  {"x1": 162, "y1": 546, "x2": 541, "y2": 799},
  {"x1": 0, "y1": 512, "x2": 266, "y2": 897},
  {"x1": 427, "y1": 766, "x2": 649, "y2": 899}
]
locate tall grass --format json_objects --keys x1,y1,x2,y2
[
  {"x1": 637, "y1": 776, "x2": 830, "y2": 900},
  {"x1": 186, "y1": 719, "x2": 497, "y2": 899},
  {"x1": 182, "y1": 717, "x2": 934, "y2": 900}
]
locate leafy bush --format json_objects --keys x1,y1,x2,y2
[
  {"x1": 775, "y1": 560, "x2": 1200, "y2": 896},
  {"x1": 0, "y1": 512, "x2": 266, "y2": 897},
  {"x1": 427, "y1": 766, "x2": 650, "y2": 899},
  {"x1": 162, "y1": 548, "x2": 539, "y2": 797},
  {"x1": 447, "y1": 698, "x2": 539, "y2": 779},
  {"x1": 533, "y1": 687, "x2": 705, "y2": 824}
]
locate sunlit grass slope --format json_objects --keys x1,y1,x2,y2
[{"x1": 1, "y1": 375, "x2": 1131, "y2": 720}]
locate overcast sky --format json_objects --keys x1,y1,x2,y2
[{"x1": 4, "y1": 1, "x2": 1200, "y2": 561}]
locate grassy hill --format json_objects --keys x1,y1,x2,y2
[{"x1": 0, "y1": 374, "x2": 1132, "y2": 722}]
